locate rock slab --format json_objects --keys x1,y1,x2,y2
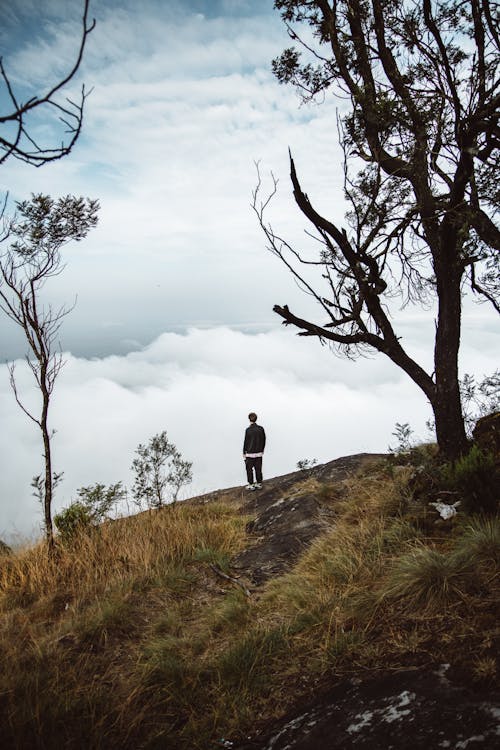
[{"x1": 234, "y1": 667, "x2": 500, "y2": 749}]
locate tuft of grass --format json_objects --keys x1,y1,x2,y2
[
  {"x1": 71, "y1": 589, "x2": 137, "y2": 646},
  {"x1": 380, "y1": 545, "x2": 472, "y2": 611},
  {"x1": 472, "y1": 656, "x2": 497, "y2": 684},
  {"x1": 454, "y1": 515, "x2": 500, "y2": 568},
  {"x1": 191, "y1": 546, "x2": 232, "y2": 571},
  {"x1": 216, "y1": 626, "x2": 288, "y2": 693},
  {"x1": 211, "y1": 588, "x2": 251, "y2": 633}
]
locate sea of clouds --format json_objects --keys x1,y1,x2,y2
[
  {"x1": 1, "y1": 3, "x2": 498, "y2": 543},
  {"x1": 2, "y1": 321, "x2": 497, "y2": 543}
]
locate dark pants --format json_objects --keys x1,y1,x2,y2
[{"x1": 245, "y1": 457, "x2": 263, "y2": 484}]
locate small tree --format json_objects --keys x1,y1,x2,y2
[
  {"x1": 132, "y1": 431, "x2": 193, "y2": 509},
  {"x1": 0, "y1": 194, "x2": 99, "y2": 547},
  {"x1": 389, "y1": 423, "x2": 415, "y2": 454},
  {"x1": 0, "y1": 0, "x2": 95, "y2": 167}
]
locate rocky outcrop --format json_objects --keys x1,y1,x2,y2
[
  {"x1": 196, "y1": 452, "x2": 498, "y2": 749},
  {"x1": 232, "y1": 493, "x2": 328, "y2": 584},
  {"x1": 234, "y1": 666, "x2": 500, "y2": 749},
  {"x1": 231, "y1": 454, "x2": 385, "y2": 585},
  {"x1": 224, "y1": 453, "x2": 499, "y2": 749}
]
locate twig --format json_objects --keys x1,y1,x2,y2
[{"x1": 209, "y1": 564, "x2": 251, "y2": 597}]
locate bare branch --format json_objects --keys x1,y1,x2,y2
[
  {"x1": 7, "y1": 362, "x2": 41, "y2": 427},
  {"x1": 0, "y1": 1, "x2": 95, "y2": 167}
]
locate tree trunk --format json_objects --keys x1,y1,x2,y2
[
  {"x1": 432, "y1": 247, "x2": 469, "y2": 461},
  {"x1": 432, "y1": 390, "x2": 468, "y2": 461},
  {"x1": 41, "y1": 388, "x2": 54, "y2": 550}
]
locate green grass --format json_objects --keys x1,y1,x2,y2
[{"x1": 380, "y1": 546, "x2": 471, "y2": 611}]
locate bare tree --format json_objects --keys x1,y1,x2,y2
[
  {"x1": 256, "y1": 0, "x2": 500, "y2": 461},
  {"x1": 0, "y1": 0, "x2": 95, "y2": 168},
  {"x1": 0, "y1": 194, "x2": 99, "y2": 547}
]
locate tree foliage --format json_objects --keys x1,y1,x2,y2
[
  {"x1": 131, "y1": 431, "x2": 193, "y2": 509},
  {"x1": 459, "y1": 370, "x2": 500, "y2": 436},
  {"x1": 255, "y1": 0, "x2": 500, "y2": 460},
  {"x1": 0, "y1": 194, "x2": 99, "y2": 546},
  {"x1": 0, "y1": 0, "x2": 95, "y2": 167}
]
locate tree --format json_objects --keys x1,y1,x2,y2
[
  {"x1": 132, "y1": 431, "x2": 193, "y2": 509},
  {"x1": 0, "y1": 0, "x2": 95, "y2": 167},
  {"x1": 0, "y1": 194, "x2": 99, "y2": 547},
  {"x1": 255, "y1": 0, "x2": 500, "y2": 460}
]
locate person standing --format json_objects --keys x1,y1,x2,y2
[{"x1": 243, "y1": 412, "x2": 266, "y2": 490}]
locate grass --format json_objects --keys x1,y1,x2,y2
[
  {"x1": 380, "y1": 545, "x2": 471, "y2": 611},
  {"x1": 0, "y1": 463, "x2": 498, "y2": 749}
]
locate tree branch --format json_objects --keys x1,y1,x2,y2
[{"x1": 0, "y1": 0, "x2": 95, "y2": 166}]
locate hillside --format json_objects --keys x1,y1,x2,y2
[{"x1": 0, "y1": 448, "x2": 499, "y2": 749}]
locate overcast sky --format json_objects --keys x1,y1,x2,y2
[{"x1": 0, "y1": 0, "x2": 498, "y2": 542}]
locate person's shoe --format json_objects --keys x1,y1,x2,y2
[
  {"x1": 254, "y1": 483, "x2": 262, "y2": 490},
  {"x1": 245, "y1": 484, "x2": 256, "y2": 491}
]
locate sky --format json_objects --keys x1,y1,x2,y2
[{"x1": 0, "y1": 0, "x2": 498, "y2": 542}]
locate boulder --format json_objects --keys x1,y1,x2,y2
[{"x1": 473, "y1": 411, "x2": 500, "y2": 456}]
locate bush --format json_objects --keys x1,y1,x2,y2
[
  {"x1": 55, "y1": 482, "x2": 125, "y2": 542},
  {"x1": 296, "y1": 458, "x2": 318, "y2": 473},
  {"x1": 0, "y1": 539, "x2": 12, "y2": 557},
  {"x1": 54, "y1": 501, "x2": 92, "y2": 541},
  {"x1": 441, "y1": 445, "x2": 498, "y2": 515}
]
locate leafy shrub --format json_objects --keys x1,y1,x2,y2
[
  {"x1": 55, "y1": 482, "x2": 125, "y2": 542},
  {"x1": 0, "y1": 539, "x2": 12, "y2": 557},
  {"x1": 441, "y1": 445, "x2": 497, "y2": 515},
  {"x1": 54, "y1": 501, "x2": 92, "y2": 541},
  {"x1": 460, "y1": 370, "x2": 500, "y2": 437},
  {"x1": 389, "y1": 422, "x2": 414, "y2": 454}
]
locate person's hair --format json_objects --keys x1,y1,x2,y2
[{"x1": 248, "y1": 412, "x2": 257, "y2": 422}]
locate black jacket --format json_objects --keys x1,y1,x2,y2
[{"x1": 243, "y1": 423, "x2": 266, "y2": 454}]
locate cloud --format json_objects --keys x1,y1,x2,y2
[
  {"x1": 0, "y1": 0, "x2": 348, "y2": 361},
  {"x1": 1, "y1": 324, "x2": 497, "y2": 543}
]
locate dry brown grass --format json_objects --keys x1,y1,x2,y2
[{"x1": 0, "y1": 501, "x2": 246, "y2": 608}]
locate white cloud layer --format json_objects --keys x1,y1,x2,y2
[{"x1": 1, "y1": 324, "x2": 497, "y2": 543}]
